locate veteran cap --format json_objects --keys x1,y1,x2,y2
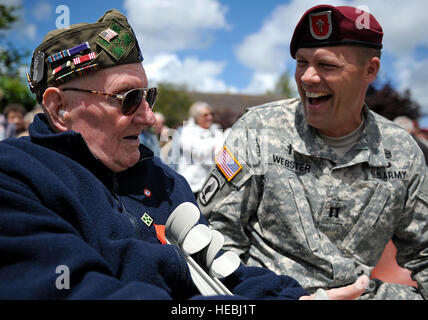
[
  {"x1": 27, "y1": 9, "x2": 143, "y2": 102},
  {"x1": 290, "y1": 5, "x2": 383, "y2": 58}
]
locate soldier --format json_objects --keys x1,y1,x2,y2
[{"x1": 198, "y1": 4, "x2": 428, "y2": 300}]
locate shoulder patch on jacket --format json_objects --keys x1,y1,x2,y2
[
  {"x1": 215, "y1": 146, "x2": 242, "y2": 181},
  {"x1": 198, "y1": 174, "x2": 220, "y2": 206}
]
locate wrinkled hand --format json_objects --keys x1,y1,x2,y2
[{"x1": 299, "y1": 275, "x2": 369, "y2": 300}]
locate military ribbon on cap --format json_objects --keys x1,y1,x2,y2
[
  {"x1": 55, "y1": 63, "x2": 99, "y2": 83},
  {"x1": 52, "y1": 52, "x2": 97, "y2": 76},
  {"x1": 73, "y1": 52, "x2": 97, "y2": 65},
  {"x1": 52, "y1": 61, "x2": 72, "y2": 75},
  {"x1": 215, "y1": 146, "x2": 242, "y2": 181},
  {"x1": 47, "y1": 41, "x2": 91, "y2": 63}
]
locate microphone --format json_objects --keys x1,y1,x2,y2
[{"x1": 165, "y1": 202, "x2": 240, "y2": 296}]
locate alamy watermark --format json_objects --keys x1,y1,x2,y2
[
  {"x1": 55, "y1": 265, "x2": 70, "y2": 290},
  {"x1": 55, "y1": 5, "x2": 70, "y2": 29},
  {"x1": 355, "y1": 5, "x2": 371, "y2": 30}
]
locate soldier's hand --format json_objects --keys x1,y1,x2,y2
[{"x1": 299, "y1": 275, "x2": 369, "y2": 300}]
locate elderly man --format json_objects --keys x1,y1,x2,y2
[
  {"x1": 198, "y1": 5, "x2": 428, "y2": 300},
  {"x1": 1, "y1": 9, "x2": 365, "y2": 301}
]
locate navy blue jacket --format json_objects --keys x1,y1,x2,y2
[{"x1": 0, "y1": 114, "x2": 307, "y2": 299}]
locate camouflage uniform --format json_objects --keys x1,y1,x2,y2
[{"x1": 198, "y1": 98, "x2": 428, "y2": 300}]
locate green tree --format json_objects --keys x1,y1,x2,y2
[
  {"x1": 0, "y1": 4, "x2": 36, "y2": 112},
  {"x1": 268, "y1": 70, "x2": 296, "y2": 97},
  {"x1": 154, "y1": 82, "x2": 194, "y2": 128},
  {"x1": 0, "y1": 4, "x2": 18, "y2": 29},
  {"x1": 365, "y1": 81, "x2": 422, "y2": 121}
]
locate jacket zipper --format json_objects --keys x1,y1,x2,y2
[
  {"x1": 80, "y1": 134, "x2": 153, "y2": 240},
  {"x1": 112, "y1": 172, "x2": 144, "y2": 239}
]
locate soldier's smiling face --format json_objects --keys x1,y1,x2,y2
[{"x1": 295, "y1": 45, "x2": 378, "y2": 137}]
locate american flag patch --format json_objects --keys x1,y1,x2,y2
[
  {"x1": 99, "y1": 28, "x2": 118, "y2": 42},
  {"x1": 215, "y1": 146, "x2": 242, "y2": 181}
]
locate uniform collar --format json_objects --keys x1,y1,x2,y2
[{"x1": 292, "y1": 102, "x2": 389, "y2": 167}]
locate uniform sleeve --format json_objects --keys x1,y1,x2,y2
[
  {"x1": 394, "y1": 157, "x2": 428, "y2": 299},
  {"x1": 198, "y1": 112, "x2": 264, "y2": 261}
]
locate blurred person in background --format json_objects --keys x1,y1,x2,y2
[
  {"x1": 0, "y1": 113, "x2": 15, "y2": 140},
  {"x1": 139, "y1": 123, "x2": 161, "y2": 157},
  {"x1": 4, "y1": 104, "x2": 26, "y2": 137},
  {"x1": 393, "y1": 116, "x2": 428, "y2": 165},
  {"x1": 176, "y1": 101, "x2": 225, "y2": 198}
]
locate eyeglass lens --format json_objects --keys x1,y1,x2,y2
[{"x1": 123, "y1": 88, "x2": 157, "y2": 115}]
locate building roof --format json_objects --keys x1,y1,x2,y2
[{"x1": 187, "y1": 91, "x2": 287, "y2": 128}]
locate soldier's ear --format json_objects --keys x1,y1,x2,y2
[{"x1": 365, "y1": 57, "x2": 380, "y2": 84}]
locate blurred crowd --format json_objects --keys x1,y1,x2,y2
[
  {"x1": 393, "y1": 116, "x2": 428, "y2": 165},
  {"x1": 0, "y1": 103, "x2": 43, "y2": 140}
]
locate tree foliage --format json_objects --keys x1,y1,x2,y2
[
  {"x1": 365, "y1": 82, "x2": 422, "y2": 121},
  {"x1": 0, "y1": 4, "x2": 36, "y2": 113},
  {"x1": 268, "y1": 70, "x2": 296, "y2": 97},
  {"x1": 154, "y1": 83, "x2": 194, "y2": 128},
  {"x1": 0, "y1": 4, "x2": 19, "y2": 29}
]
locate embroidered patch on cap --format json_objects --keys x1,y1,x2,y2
[
  {"x1": 309, "y1": 10, "x2": 332, "y2": 40},
  {"x1": 215, "y1": 146, "x2": 242, "y2": 181},
  {"x1": 99, "y1": 28, "x2": 119, "y2": 43},
  {"x1": 95, "y1": 18, "x2": 135, "y2": 61}
]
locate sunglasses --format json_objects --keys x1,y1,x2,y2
[{"x1": 61, "y1": 87, "x2": 158, "y2": 115}]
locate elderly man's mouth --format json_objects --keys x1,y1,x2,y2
[{"x1": 123, "y1": 135, "x2": 139, "y2": 140}]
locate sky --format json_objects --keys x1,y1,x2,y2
[{"x1": 3, "y1": 0, "x2": 428, "y2": 126}]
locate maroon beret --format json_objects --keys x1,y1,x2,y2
[{"x1": 290, "y1": 5, "x2": 383, "y2": 58}]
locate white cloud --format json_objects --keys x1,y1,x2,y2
[
  {"x1": 394, "y1": 55, "x2": 428, "y2": 111},
  {"x1": 241, "y1": 72, "x2": 279, "y2": 94},
  {"x1": 123, "y1": 0, "x2": 234, "y2": 94},
  {"x1": 144, "y1": 53, "x2": 236, "y2": 93},
  {"x1": 33, "y1": 1, "x2": 52, "y2": 21},
  {"x1": 124, "y1": 0, "x2": 229, "y2": 55},
  {"x1": 22, "y1": 23, "x2": 37, "y2": 41}
]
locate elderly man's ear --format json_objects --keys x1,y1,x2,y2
[{"x1": 42, "y1": 87, "x2": 69, "y2": 132}]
